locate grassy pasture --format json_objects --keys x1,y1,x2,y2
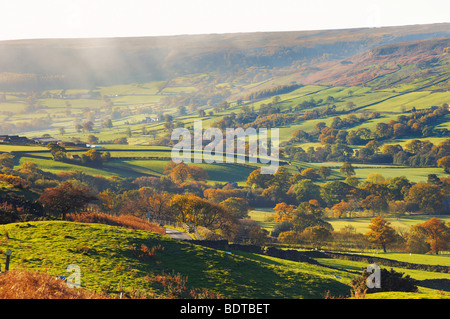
[{"x1": 0, "y1": 220, "x2": 352, "y2": 298}]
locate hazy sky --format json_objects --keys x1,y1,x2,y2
[{"x1": 1, "y1": 0, "x2": 449, "y2": 41}]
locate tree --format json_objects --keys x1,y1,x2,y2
[
  {"x1": 87, "y1": 135, "x2": 99, "y2": 144},
  {"x1": 301, "y1": 225, "x2": 332, "y2": 249},
  {"x1": 147, "y1": 193, "x2": 173, "y2": 220},
  {"x1": 291, "y1": 202, "x2": 332, "y2": 233},
  {"x1": 365, "y1": 173, "x2": 385, "y2": 184},
  {"x1": 361, "y1": 194, "x2": 388, "y2": 214},
  {"x1": 197, "y1": 109, "x2": 206, "y2": 117},
  {"x1": 320, "y1": 181, "x2": 352, "y2": 207},
  {"x1": 340, "y1": 162, "x2": 355, "y2": 177},
  {"x1": 273, "y1": 202, "x2": 296, "y2": 222},
  {"x1": 365, "y1": 216, "x2": 397, "y2": 252},
  {"x1": 169, "y1": 194, "x2": 233, "y2": 229},
  {"x1": 38, "y1": 181, "x2": 96, "y2": 219},
  {"x1": 46, "y1": 142, "x2": 66, "y2": 161},
  {"x1": 406, "y1": 224, "x2": 430, "y2": 254},
  {"x1": 318, "y1": 166, "x2": 331, "y2": 180},
  {"x1": 406, "y1": 183, "x2": 444, "y2": 214},
  {"x1": 169, "y1": 162, "x2": 190, "y2": 184},
  {"x1": 220, "y1": 197, "x2": 250, "y2": 219},
  {"x1": 177, "y1": 105, "x2": 187, "y2": 116},
  {"x1": 287, "y1": 179, "x2": 321, "y2": 204},
  {"x1": 301, "y1": 168, "x2": 319, "y2": 180},
  {"x1": 168, "y1": 162, "x2": 208, "y2": 184},
  {"x1": 344, "y1": 176, "x2": 360, "y2": 188},
  {"x1": 75, "y1": 124, "x2": 83, "y2": 133},
  {"x1": 427, "y1": 174, "x2": 441, "y2": 185},
  {"x1": 0, "y1": 153, "x2": 14, "y2": 169},
  {"x1": 418, "y1": 217, "x2": 449, "y2": 254},
  {"x1": 267, "y1": 166, "x2": 291, "y2": 191},
  {"x1": 331, "y1": 201, "x2": 351, "y2": 219},
  {"x1": 82, "y1": 121, "x2": 94, "y2": 132},
  {"x1": 83, "y1": 149, "x2": 102, "y2": 164},
  {"x1": 246, "y1": 168, "x2": 272, "y2": 189},
  {"x1": 387, "y1": 176, "x2": 411, "y2": 201},
  {"x1": 437, "y1": 156, "x2": 450, "y2": 173},
  {"x1": 365, "y1": 140, "x2": 381, "y2": 153},
  {"x1": 102, "y1": 119, "x2": 113, "y2": 129}
]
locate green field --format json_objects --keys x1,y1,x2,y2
[
  {"x1": 1, "y1": 220, "x2": 448, "y2": 299},
  {"x1": 0, "y1": 220, "x2": 352, "y2": 298},
  {"x1": 249, "y1": 207, "x2": 450, "y2": 237}
]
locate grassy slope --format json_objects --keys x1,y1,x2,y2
[{"x1": 0, "y1": 220, "x2": 351, "y2": 299}]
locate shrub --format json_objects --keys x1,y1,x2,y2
[
  {"x1": 271, "y1": 221, "x2": 293, "y2": 238},
  {"x1": 130, "y1": 243, "x2": 164, "y2": 260},
  {"x1": 0, "y1": 174, "x2": 29, "y2": 188},
  {"x1": 66, "y1": 212, "x2": 166, "y2": 235},
  {"x1": 350, "y1": 267, "x2": 418, "y2": 296},
  {"x1": 146, "y1": 270, "x2": 223, "y2": 299},
  {"x1": 278, "y1": 230, "x2": 299, "y2": 244},
  {"x1": 0, "y1": 270, "x2": 108, "y2": 299}
]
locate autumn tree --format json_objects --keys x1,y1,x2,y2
[
  {"x1": 301, "y1": 225, "x2": 332, "y2": 249},
  {"x1": 361, "y1": 194, "x2": 388, "y2": 215},
  {"x1": 246, "y1": 168, "x2": 272, "y2": 189},
  {"x1": 406, "y1": 224, "x2": 430, "y2": 254},
  {"x1": 418, "y1": 217, "x2": 449, "y2": 254},
  {"x1": 167, "y1": 162, "x2": 208, "y2": 184},
  {"x1": 291, "y1": 202, "x2": 332, "y2": 233},
  {"x1": 169, "y1": 194, "x2": 233, "y2": 229},
  {"x1": 331, "y1": 201, "x2": 351, "y2": 219},
  {"x1": 406, "y1": 183, "x2": 444, "y2": 214},
  {"x1": 267, "y1": 166, "x2": 291, "y2": 192},
  {"x1": 437, "y1": 156, "x2": 450, "y2": 173},
  {"x1": 38, "y1": 181, "x2": 97, "y2": 219},
  {"x1": 147, "y1": 193, "x2": 173, "y2": 220},
  {"x1": 220, "y1": 197, "x2": 250, "y2": 219},
  {"x1": 365, "y1": 216, "x2": 397, "y2": 252},
  {"x1": 273, "y1": 202, "x2": 296, "y2": 222}
]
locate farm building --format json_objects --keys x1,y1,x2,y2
[
  {"x1": 0, "y1": 135, "x2": 33, "y2": 144},
  {"x1": 34, "y1": 137, "x2": 60, "y2": 145}
]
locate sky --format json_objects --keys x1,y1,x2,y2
[{"x1": 0, "y1": 0, "x2": 449, "y2": 41}]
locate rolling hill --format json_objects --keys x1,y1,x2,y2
[
  {"x1": 296, "y1": 37, "x2": 450, "y2": 87},
  {"x1": 0, "y1": 23, "x2": 449, "y2": 90},
  {"x1": 0, "y1": 220, "x2": 352, "y2": 298}
]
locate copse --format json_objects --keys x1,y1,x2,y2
[{"x1": 38, "y1": 181, "x2": 97, "y2": 220}]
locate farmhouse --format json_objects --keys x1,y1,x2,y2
[
  {"x1": 58, "y1": 141, "x2": 88, "y2": 148},
  {"x1": 34, "y1": 137, "x2": 60, "y2": 145},
  {"x1": 0, "y1": 135, "x2": 33, "y2": 144}
]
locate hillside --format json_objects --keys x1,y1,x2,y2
[
  {"x1": 0, "y1": 23, "x2": 449, "y2": 90},
  {"x1": 298, "y1": 37, "x2": 450, "y2": 87},
  {"x1": 0, "y1": 220, "x2": 352, "y2": 298}
]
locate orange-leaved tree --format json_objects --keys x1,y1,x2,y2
[
  {"x1": 418, "y1": 217, "x2": 449, "y2": 254},
  {"x1": 364, "y1": 216, "x2": 397, "y2": 253},
  {"x1": 38, "y1": 181, "x2": 97, "y2": 220},
  {"x1": 273, "y1": 202, "x2": 296, "y2": 222}
]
